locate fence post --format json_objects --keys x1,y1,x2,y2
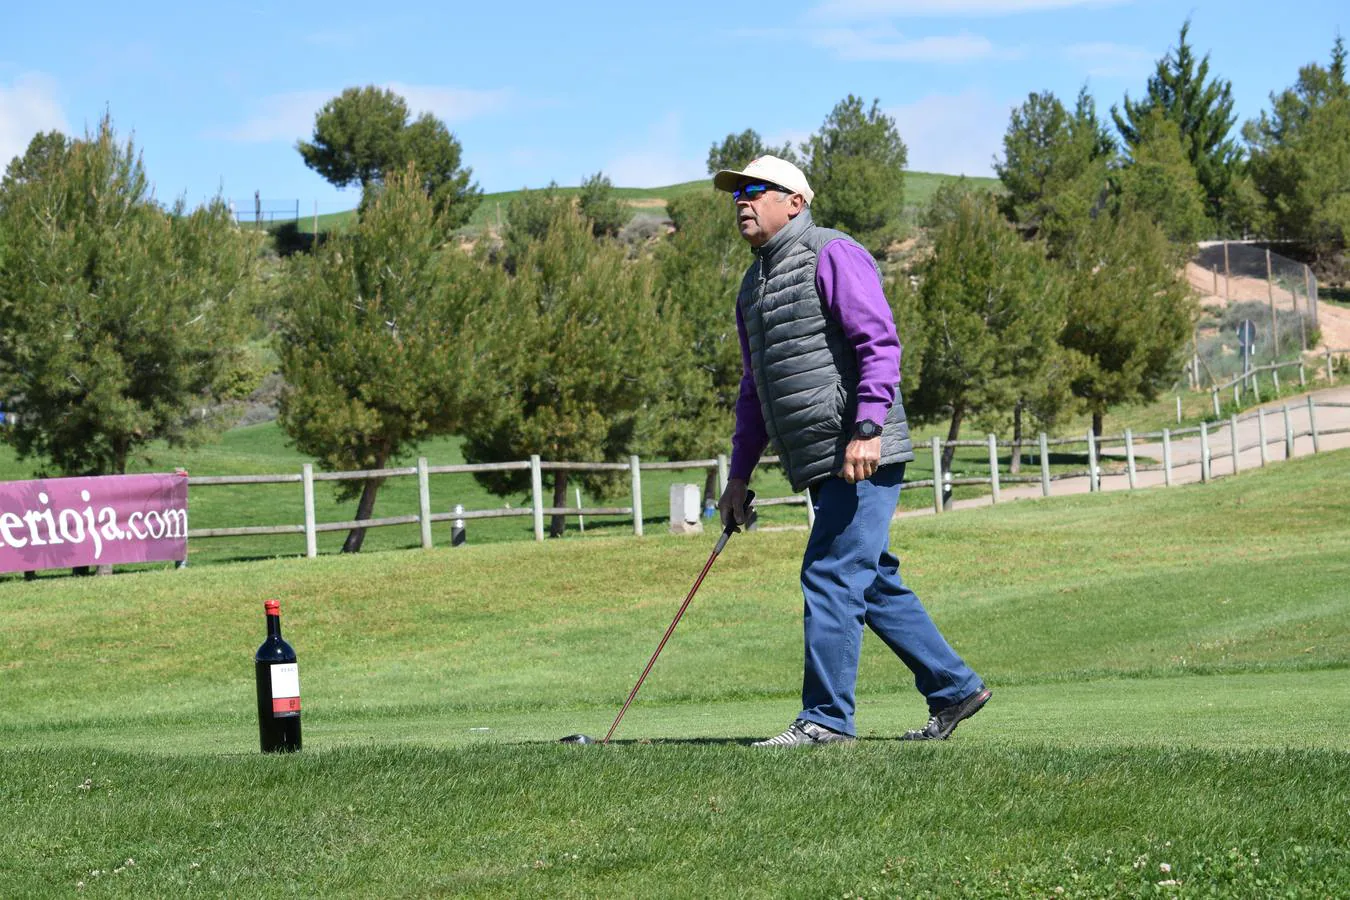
[
  {"x1": 530, "y1": 455, "x2": 544, "y2": 542},
  {"x1": 452, "y1": 503, "x2": 466, "y2": 546},
  {"x1": 1086, "y1": 428, "x2": 1099, "y2": 492},
  {"x1": 302, "y1": 463, "x2": 317, "y2": 559},
  {"x1": 1273, "y1": 369, "x2": 1281, "y2": 397},
  {"x1": 1162, "y1": 428, "x2": 1173, "y2": 487},
  {"x1": 1211, "y1": 389, "x2": 1220, "y2": 418},
  {"x1": 931, "y1": 436, "x2": 943, "y2": 514},
  {"x1": 1253, "y1": 374, "x2": 1262, "y2": 403},
  {"x1": 417, "y1": 457, "x2": 433, "y2": 549},
  {"x1": 1124, "y1": 428, "x2": 1137, "y2": 489},
  {"x1": 1257, "y1": 407, "x2": 1269, "y2": 466},
  {"x1": 1298, "y1": 362, "x2": 1306, "y2": 388},
  {"x1": 1230, "y1": 414, "x2": 1240, "y2": 475},
  {"x1": 1307, "y1": 395, "x2": 1320, "y2": 453},
  {"x1": 1282, "y1": 404, "x2": 1294, "y2": 460},
  {"x1": 629, "y1": 455, "x2": 643, "y2": 536},
  {"x1": 804, "y1": 489, "x2": 815, "y2": 529},
  {"x1": 1176, "y1": 395, "x2": 1182, "y2": 425},
  {"x1": 987, "y1": 434, "x2": 1000, "y2": 504},
  {"x1": 716, "y1": 453, "x2": 729, "y2": 498},
  {"x1": 1233, "y1": 384, "x2": 1240, "y2": 410},
  {"x1": 1200, "y1": 421, "x2": 1211, "y2": 483},
  {"x1": 1039, "y1": 432, "x2": 1051, "y2": 497}
]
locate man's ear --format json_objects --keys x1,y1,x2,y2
[{"x1": 787, "y1": 194, "x2": 807, "y2": 217}]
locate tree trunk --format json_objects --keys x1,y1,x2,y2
[
  {"x1": 703, "y1": 468, "x2": 718, "y2": 507},
  {"x1": 1010, "y1": 400, "x2": 1024, "y2": 475},
  {"x1": 549, "y1": 472, "x2": 570, "y2": 538},
  {"x1": 342, "y1": 452, "x2": 388, "y2": 553},
  {"x1": 1092, "y1": 410, "x2": 1104, "y2": 439},
  {"x1": 940, "y1": 404, "x2": 965, "y2": 475}
]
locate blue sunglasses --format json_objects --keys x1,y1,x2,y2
[{"x1": 732, "y1": 182, "x2": 786, "y2": 201}]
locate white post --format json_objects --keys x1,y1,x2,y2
[
  {"x1": 1258, "y1": 407, "x2": 1269, "y2": 466},
  {"x1": 716, "y1": 453, "x2": 729, "y2": 498},
  {"x1": 1299, "y1": 362, "x2": 1306, "y2": 388},
  {"x1": 1273, "y1": 369, "x2": 1281, "y2": 397},
  {"x1": 1283, "y1": 404, "x2": 1294, "y2": 460},
  {"x1": 1200, "y1": 421, "x2": 1211, "y2": 482},
  {"x1": 1176, "y1": 395, "x2": 1182, "y2": 425},
  {"x1": 1039, "y1": 432, "x2": 1051, "y2": 497},
  {"x1": 302, "y1": 463, "x2": 317, "y2": 559},
  {"x1": 804, "y1": 489, "x2": 815, "y2": 529},
  {"x1": 1124, "y1": 428, "x2": 1137, "y2": 489},
  {"x1": 1229, "y1": 414, "x2": 1240, "y2": 475},
  {"x1": 1162, "y1": 429, "x2": 1173, "y2": 487},
  {"x1": 987, "y1": 434, "x2": 1000, "y2": 504},
  {"x1": 576, "y1": 486, "x2": 585, "y2": 534},
  {"x1": 630, "y1": 455, "x2": 643, "y2": 536},
  {"x1": 530, "y1": 455, "x2": 544, "y2": 542},
  {"x1": 452, "y1": 503, "x2": 465, "y2": 546},
  {"x1": 1086, "y1": 429, "x2": 1099, "y2": 492},
  {"x1": 1308, "y1": 396, "x2": 1320, "y2": 453},
  {"x1": 417, "y1": 457, "x2": 432, "y2": 549},
  {"x1": 1233, "y1": 383, "x2": 1240, "y2": 410},
  {"x1": 1212, "y1": 389, "x2": 1220, "y2": 418},
  {"x1": 931, "y1": 436, "x2": 943, "y2": 514}
]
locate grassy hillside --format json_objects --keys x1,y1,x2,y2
[
  {"x1": 0, "y1": 451, "x2": 1347, "y2": 895},
  {"x1": 275, "y1": 170, "x2": 1002, "y2": 241}
]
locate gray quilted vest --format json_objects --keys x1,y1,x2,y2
[{"x1": 737, "y1": 209, "x2": 914, "y2": 492}]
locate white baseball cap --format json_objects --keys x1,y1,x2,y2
[{"x1": 713, "y1": 155, "x2": 814, "y2": 206}]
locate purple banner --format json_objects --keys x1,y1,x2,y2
[{"x1": 0, "y1": 473, "x2": 188, "y2": 573}]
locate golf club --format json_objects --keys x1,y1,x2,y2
[{"x1": 560, "y1": 489, "x2": 755, "y2": 746}]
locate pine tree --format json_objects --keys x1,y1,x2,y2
[
  {"x1": 995, "y1": 88, "x2": 1115, "y2": 256},
  {"x1": 0, "y1": 117, "x2": 260, "y2": 476},
  {"x1": 1112, "y1": 21, "x2": 1239, "y2": 233},
  {"x1": 803, "y1": 95, "x2": 908, "y2": 255},
  {"x1": 706, "y1": 129, "x2": 799, "y2": 173},
  {"x1": 1244, "y1": 36, "x2": 1350, "y2": 258},
  {"x1": 1058, "y1": 209, "x2": 1197, "y2": 437},
  {"x1": 277, "y1": 164, "x2": 501, "y2": 552},
  {"x1": 1114, "y1": 110, "x2": 1211, "y2": 247},
  {"x1": 577, "y1": 172, "x2": 627, "y2": 238},
  {"x1": 905, "y1": 186, "x2": 1065, "y2": 474},
  {"x1": 460, "y1": 206, "x2": 678, "y2": 537}
]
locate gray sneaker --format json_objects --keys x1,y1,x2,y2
[
  {"x1": 900, "y1": 686, "x2": 992, "y2": 741},
  {"x1": 753, "y1": 719, "x2": 855, "y2": 747}
]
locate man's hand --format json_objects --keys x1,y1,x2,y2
[
  {"x1": 718, "y1": 478, "x2": 750, "y2": 532},
  {"x1": 840, "y1": 437, "x2": 881, "y2": 484}
]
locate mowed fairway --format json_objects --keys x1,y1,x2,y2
[{"x1": 2, "y1": 453, "x2": 1348, "y2": 896}]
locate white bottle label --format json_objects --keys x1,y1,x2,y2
[{"x1": 270, "y1": 663, "x2": 301, "y2": 714}]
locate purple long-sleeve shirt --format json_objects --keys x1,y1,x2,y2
[{"x1": 729, "y1": 238, "x2": 902, "y2": 482}]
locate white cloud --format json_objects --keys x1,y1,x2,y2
[
  {"x1": 1064, "y1": 42, "x2": 1155, "y2": 78},
  {"x1": 603, "y1": 112, "x2": 705, "y2": 188},
  {"x1": 814, "y1": 26, "x2": 998, "y2": 62},
  {"x1": 886, "y1": 90, "x2": 1012, "y2": 177},
  {"x1": 0, "y1": 73, "x2": 69, "y2": 167},
  {"x1": 814, "y1": 0, "x2": 1129, "y2": 18},
  {"x1": 215, "y1": 84, "x2": 512, "y2": 144}
]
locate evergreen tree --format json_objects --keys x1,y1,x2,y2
[
  {"x1": 1112, "y1": 21, "x2": 1239, "y2": 233},
  {"x1": 298, "y1": 86, "x2": 481, "y2": 228},
  {"x1": 460, "y1": 207, "x2": 677, "y2": 537},
  {"x1": 904, "y1": 186, "x2": 1065, "y2": 474},
  {"x1": 277, "y1": 164, "x2": 501, "y2": 552},
  {"x1": 1244, "y1": 36, "x2": 1350, "y2": 256},
  {"x1": 803, "y1": 95, "x2": 908, "y2": 255},
  {"x1": 706, "y1": 128, "x2": 799, "y2": 173},
  {"x1": 1058, "y1": 209, "x2": 1197, "y2": 437},
  {"x1": 651, "y1": 189, "x2": 752, "y2": 499},
  {"x1": 995, "y1": 88, "x2": 1115, "y2": 256},
  {"x1": 0, "y1": 118, "x2": 260, "y2": 476},
  {"x1": 577, "y1": 171, "x2": 627, "y2": 238},
  {"x1": 499, "y1": 182, "x2": 570, "y2": 273},
  {"x1": 1114, "y1": 110, "x2": 1211, "y2": 246}
]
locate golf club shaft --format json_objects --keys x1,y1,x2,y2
[{"x1": 601, "y1": 492, "x2": 752, "y2": 744}]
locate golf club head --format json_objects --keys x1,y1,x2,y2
[{"x1": 558, "y1": 733, "x2": 597, "y2": 745}]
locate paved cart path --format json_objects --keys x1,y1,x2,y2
[{"x1": 895, "y1": 384, "x2": 1350, "y2": 519}]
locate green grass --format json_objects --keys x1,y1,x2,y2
[{"x1": 1, "y1": 451, "x2": 1348, "y2": 895}]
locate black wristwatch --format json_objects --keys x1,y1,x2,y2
[{"x1": 853, "y1": 419, "x2": 883, "y2": 439}]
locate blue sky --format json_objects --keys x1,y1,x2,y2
[{"x1": 1, "y1": 0, "x2": 1344, "y2": 215}]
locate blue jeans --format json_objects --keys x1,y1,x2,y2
[{"x1": 798, "y1": 464, "x2": 983, "y2": 736}]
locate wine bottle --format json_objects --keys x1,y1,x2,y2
[{"x1": 255, "y1": 599, "x2": 301, "y2": 753}]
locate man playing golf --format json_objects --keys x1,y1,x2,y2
[{"x1": 714, "y1": 156, "x2": 991, "y2": 746}]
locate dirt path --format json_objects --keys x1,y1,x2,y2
[{"x1": 896, "y1": 384, "x2": 1350, "y2": 519}]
